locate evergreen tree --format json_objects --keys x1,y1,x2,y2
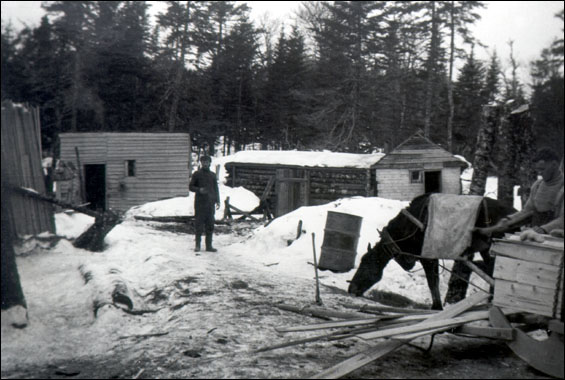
[
  {"x1": 452, "y1": 47, "x2": 485, "y2": 160},
  {"x1": 530, "y1": 8, "x2": 564, "y2": 157},
  {"x1": 482, "y1": 51, "x2": 501, "y2": 103},
  {"x1": 157, "y1": 1, "x2": 210, "y2": 132},
  {"x1": 312, "y1": 1, "x2": 387, "y2": 151},
  {"x1": 263, "y1": 26, "x2": 311, "y2": 149}
]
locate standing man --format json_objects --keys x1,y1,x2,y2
[
  {"x1": 475, "y1": 147, "x2": 564, "y2": 236},
  {"x1": 189, "y1": 155, "x2": 220, "y2": 252},
  {"x1": 498, "y1": 148, "x2": 563, "y2": 233}
]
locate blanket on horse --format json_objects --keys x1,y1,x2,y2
[{"x1": 421, "y1": 194, "x2": 484, "y2": 259}]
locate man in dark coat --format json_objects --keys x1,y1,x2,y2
[{"x1": 189, "y1": 156, "x2": 220, "y2": 252}]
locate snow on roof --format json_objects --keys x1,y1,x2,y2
[{"x1": 216, "y1": 150, "x2": 385, "y2": 169}]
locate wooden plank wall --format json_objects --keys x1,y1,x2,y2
[
  {"x1": 1, "y1": 101, "x2": 55, "y2": 236},
  {"x1": 376, "y1": 166, "x2": 462, "y2": 201},
  {"x1": 59, "y1": 133, "x2": 190, "y2": 213}
]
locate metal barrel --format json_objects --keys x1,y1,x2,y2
[{"x1": 318, "y1": 211, "x2": 363, "y2": 272}]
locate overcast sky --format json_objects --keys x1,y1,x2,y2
[{"x1": 1, "y1": 1, "x2": 563, "y2": 85}]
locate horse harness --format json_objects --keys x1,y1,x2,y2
[{"x1": 378, "y1": 196, "x2": 493, "y2": 263}]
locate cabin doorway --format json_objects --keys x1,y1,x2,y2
[
  {"x1": 276, "y1": 168, "x2": 310, "y2": 217},
  {"x1": 84, "y1": 164, "x2": 106, "y2": 211},
  {"x1": 424, "y1": 171, "x2": 441, "y2": 193}
]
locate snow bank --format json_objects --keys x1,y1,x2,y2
[{"x1": 124, "y1": 184, "x2": 260, "y2": 220}]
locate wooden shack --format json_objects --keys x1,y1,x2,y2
[
  {"x1": 372, "y1": 131, "x2": 468, "y2": 201},
  {"x1": 1, "y1": 100, "x2": 55, "y2": 236},
  {"x1": 223, "y1": 151, "x2": 384, "y2": 217},
  {"x1": 58, "y1": 133, "x2": 190, "y2": 213}
]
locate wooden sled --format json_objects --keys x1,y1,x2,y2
[
  {"x1": 486, "y1": 234, "x2": 564, "y2": 378},
  {"x1": 489, "y1": 306, "x2": 563, "y2": 378}
]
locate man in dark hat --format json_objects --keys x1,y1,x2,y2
[{"x1": 189, "y1": 155, "x2": 220, "y2": 252}]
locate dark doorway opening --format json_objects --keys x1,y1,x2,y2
[
  {"x1": 424, "y1": 171, "x2": 441, "y2": 193},
  {"x1": 84, "y1": 164, "x2": 106, "y2": 211}
]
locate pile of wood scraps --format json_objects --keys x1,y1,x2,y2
[{"x1": 260, "y1": 292, "x2": 518, "y2": 379}]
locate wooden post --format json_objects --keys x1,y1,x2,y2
[
  {"x1": 223, "y1": 196, "x2": 232, "y2": 220},
  {"x1": 312, "y1": 233, "x2": 322, "y2": 305},
  {"x1": 74, "y1": 147, "x2": 85, "y2": 202},
  {"x1": 187, "y1": 133, "x2": 192, "y2": 182}
]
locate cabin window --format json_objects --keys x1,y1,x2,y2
[
  {"x1": 126, "y1": 160, "x2": 136, "y2": 177},
  {"x1": 410, "y1": 170, "x2": 422, "y2": 183}
]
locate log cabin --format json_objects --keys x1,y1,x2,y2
[
  {"x1": 222, "y1": 151, "x2": 385, "y2": 217},
  {"x1": 223, "y1": 132, "x2": 467, "y2": 216}
]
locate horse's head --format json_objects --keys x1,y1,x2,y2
[
  {"x1": 348, "y1": 195, "x2": 430, "y2": 297},
  {"x1": 348, "y1": 241, "x2": 393, "y2": 296}
]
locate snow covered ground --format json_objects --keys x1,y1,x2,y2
[{"x1": 2, "y1": 152, "x2": 504, "y2": 376}]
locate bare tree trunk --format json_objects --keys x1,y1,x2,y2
[
  {"x1": 497, "y1": 111, "x2": 515, "y2": 208},
  {"x1": 497, "y1": 104, "x2": 536, "y2": 208},
  {"x1": 470, "y1": 105, "x2": 500, "y2": 196},
  {"x1": 70, "y1": 53, "x2": 80, "y2": 132},
  {"x1": 447, "y1": 1, "x2": 455, "y2": 152},
  {"x1": 512, "y1": 105, "x2": 536, "y2": 207},
  {"x1": 168, "y1": 2, "x2": 191, "y2": 132},
  {"x1": 424, "y1": 1, "x2": 438, "y2": 139}
]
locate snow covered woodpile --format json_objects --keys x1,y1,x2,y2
[
  {"x1": 221, "y1": 151, "x2": 384, "y2": 216},
  {"x1": 58, "y1": 133, "x2": 191, "y2": 213},
  {"x1": 372, "y1": 131, "x2": 469, "y2": 201}
]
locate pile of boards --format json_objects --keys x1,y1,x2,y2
[{"x1": 260, "y1": 292, "x2": 516, "y2": 379}]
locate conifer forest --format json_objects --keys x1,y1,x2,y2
[{"x1": 1, "y1": 1, "x2": 563, "y2": 162}]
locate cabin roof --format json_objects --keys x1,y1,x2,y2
[
  {"x1": 219, "y1": 150, "x2": 385, "y2": 169},
  {"x1": 372, "y1": 131, "x2": 468, "y2": 169}
]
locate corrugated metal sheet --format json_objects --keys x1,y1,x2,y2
[
  {"x1": 59, "y1": 133, "x2": 190, "y2": 213},
  {"x1": 1, "y1": 101, "x2": 55, "y2": 236}
]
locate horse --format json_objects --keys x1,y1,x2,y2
[{"x1": 347, "y1": 193, "x2": 517, "y2": 310}]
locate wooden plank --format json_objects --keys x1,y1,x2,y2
[
  {"x1": 453, "y1": 325, "x2": 514, "y2": 340},
  {"x1": 341, "y1": 303, "x2": 438, "y2": 315},
  {"x1": 491, "y1": 239, "x2": 563, "y2": 266},
  {"x1": 463, "y1": 260, "x2": 495, "y2": 287},
  {"x1": 275, "y1": 304, "x2": 372, "y2": 320},
  {"x1": 493, "y1": 279, "x2": 562, "y2": 319},
  {"x1": 310, "y1": 292, "x2": 489, "y2": 379},
  {"x1": 494, "y1": 256, "x2": 562, "y2": 289},
  {"x1": 275, "y1": 317, "x2": 386, "y2": 333},
  {"x1": 260, "y1": 176, "x2": 276, "y2": 201},
  {"x1": 356, "y1": 311, "x2": 489, "y2": 340}
]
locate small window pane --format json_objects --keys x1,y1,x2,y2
[
  {"x1": 410, "y1": 170, "x2": 422, "y2": 183},
  {"x1": 127, "y1": 160, "x2": 136, "y2": 177}
]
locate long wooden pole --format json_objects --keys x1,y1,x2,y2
[{"x1": 312, "y1": 233, "x2": 322, "y2": 305}]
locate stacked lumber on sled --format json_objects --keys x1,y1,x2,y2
[
  {"x1": 491, "y1": 233, "x2": 564, "y2": 319},
  {"x1": 261, "y1": 292, "x2": 515, "y2": 379}
]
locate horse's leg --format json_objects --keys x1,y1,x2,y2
[
  {"x1": 479, "y1": 249, "x2": 494, "y2": 275},
  {"x1": 445, "y1": 249, "x2": 474, "y2": 304},
  {"x1": 421, "y1": 259, "x2": 442, "y2": 310},
  {"x1": 479, "y1": 249, "x2": 495, "y2": 296}
]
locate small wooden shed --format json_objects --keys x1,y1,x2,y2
[
  {"x1": 58, "y1": 133, "x2": 191, "y2": 213},
  {"x1": 223, "y1": 151, "x2": 384, "y2": 217},
  {"x1": 372, "y1": 131, "x2": 468, "y2": 201}
]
